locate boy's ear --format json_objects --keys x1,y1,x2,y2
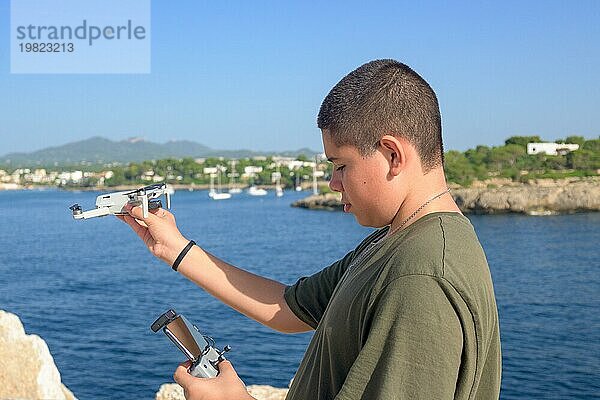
[{"x1": 379, "y1": 135, "x2": 406, "y2": 176}]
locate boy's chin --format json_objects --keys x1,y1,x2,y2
[{"x1": 353, "y1": 213, "x2": 386, "y2": 229}]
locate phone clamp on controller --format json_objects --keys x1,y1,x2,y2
[{"x1": 151, "y1": 309, "x2": 231, "y2": 378}]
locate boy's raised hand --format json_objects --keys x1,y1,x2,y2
[{"x1": 117, "y1": 204, "x2": 189, "y2": 266}]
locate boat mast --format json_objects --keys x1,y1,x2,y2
[{"x1": 312, "y1": 155, "x2": 318, "y2": 195}]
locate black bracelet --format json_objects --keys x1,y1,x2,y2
[{"x1": 172, "y1": 240, "x2": 196, "y2": 271}]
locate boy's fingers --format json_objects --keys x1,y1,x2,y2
[
  {"x1": 173, "y1": 361, "x2": 195, "y2": 387},
  {"x1": 217, "y1": 360, "x2": 237, "y2": 377},
  {"x1": 119, "y1": 214, "x2": 148, "y2": 236},
  {"x1": 126, "y1": 205, "x2": 160, "y2": 225}
]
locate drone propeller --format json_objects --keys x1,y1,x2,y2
[
  {"x1": 124, "y1": 183, "x2": 166, "y2": 197},
  {"x1": 123, "y1": 188, "x2": 142, "y2": 196}
]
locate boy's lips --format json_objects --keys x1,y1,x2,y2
[{"x1": 343, "y1": 203, "x2": 352, "y2": 212}]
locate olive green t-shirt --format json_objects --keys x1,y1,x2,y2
[{"x1": 284, "y1": 212, "x2": 501, "y2": 400}]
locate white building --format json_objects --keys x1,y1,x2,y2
[
  {"x1": 243, "y1": 166, "x2": 263, "y2": 178},
  {"x1": 527, "y1": 142, "x2": 579, "y2": 156},
  {"x1": 56, "y1": 171, "x2": 84, "y2": 185}
]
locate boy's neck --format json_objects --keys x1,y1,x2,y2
[{"x1": 387, "y1": 168, "x2": 461, "y2": 235}]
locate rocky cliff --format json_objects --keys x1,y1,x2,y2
[
  {"x1": 292, "y1": 178, "x2": 600, "y2": 215},
  {"x1": 291, "y1": 193, "x2": 344, "y2": 211},
  {"x1": 0, "y1": 310, "x2": 77, "y2": 400},
  {"x1": 452, "y1": 178, "x2": 600, "y2": 214}
]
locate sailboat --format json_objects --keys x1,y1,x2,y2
[
  {"x1": 247, "y1": 185, "x2": 267, "y2": 196},
  {"x1": 295, "y1": 172, "x2": 302, "y2": 191},
  {"x1": 274, "y1": 164, "x2": 283, "y2": 197},
  {"x1": 209, "y1": 168, "x2": 231, "y2": 200},
  {"x1": 228, "y1": 160, "x2": 242, "y2": 194}
]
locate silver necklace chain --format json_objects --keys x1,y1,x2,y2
[
  {"x1": 390, "y1": 187, "x2": 451, "y2": 235},
  {"x1": 341, "y1": 187, "x2": 451, "y2": 283}
]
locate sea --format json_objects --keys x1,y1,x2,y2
[{"x1": 0, "y1": 189, "x2": 598, "y2": 399}]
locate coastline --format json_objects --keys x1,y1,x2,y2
[{"x1": 292, "y1": 177, "x2": 600, "y2": 215}]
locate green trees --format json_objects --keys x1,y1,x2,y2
[
  {"x1": 105, "y1": 168, "x2": 126, "y2": 186},
  {"x1": 444, "y1": 151, "x2": 478, "y2": 186},
  {"x1": 583, "y1": 138, "x2": 600, "y2": 152},
  {"x1": 504, "y1": 136, "x2": 541, "y2": 147},
  {"x1": 567, "y1": 149, "x2": 600, "y2": 170},
  {"x1": 565, "y1": 136, "x2": 586, "y2": 147},
  {"x1": 444, "y1": 135, "x2": 599, "y2": 186}
]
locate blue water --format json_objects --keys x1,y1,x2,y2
[{"x1": 0, "y1": 189, "x2": 598, "y2": 399}]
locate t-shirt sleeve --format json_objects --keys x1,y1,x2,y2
[
  {"x1": 335, "y1": 275, "x2": 464, "y2": 400},
  {"x1": 284, "y1": 250, "x2": 355, "y2": 329}
]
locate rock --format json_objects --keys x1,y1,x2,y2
[
  {"x1": 291, "y1": 193, "x2": 343, "y2": 211},
  {"x1": 247, "y1": 385, "x2": 288, "y2": 399},
  {"x1": 470, "y1": 178, "x2": 515, "y2": 188},
  {"x1": 156, "y1": 383, "x2": 184, "y2": 400},
  {"x1": 0, "y1": 310, "x2": 77, "y2": 400},
  {"x1": 452, "y1": 178, "x2": 600, "y2": 214},
  {"x1": 156, "y1": 383, "x2": 288, "y2": 400}
]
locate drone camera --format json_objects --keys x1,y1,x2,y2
[
  {"x1": 151, "y1": 309, "x2": 231, "y2": 378},
  {"x1": 69, "y1": 204, "x2": 82, "y2": 215}
]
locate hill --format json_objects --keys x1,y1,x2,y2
[{"x1": 0, "y1": 137, "x2": 319, "y2": 167}]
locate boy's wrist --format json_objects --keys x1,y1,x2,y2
[
  {"x1": 164, "y1": 236, "x2": 191, "y2": 266},
  {"x1": 171, "y1": 240, "x2": 196, "y2": 271}
]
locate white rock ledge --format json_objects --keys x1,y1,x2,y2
[
  {"x1": 156, "y1": 383, "x2": 288, "y2": 400},
  {"x1": 0, "y1": 309, "x2": 77, "y2": 400}
]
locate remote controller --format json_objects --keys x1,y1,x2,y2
[{"x1": 151, "y1": 309, "x2": 231, "y2": 378}]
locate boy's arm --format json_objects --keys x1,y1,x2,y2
[
  {"x1": 177, "y1": 244, "x2": 312, "y2": 333},
  {"x1": 120, "y1": 205, "x2": 312, "y2": 333}
]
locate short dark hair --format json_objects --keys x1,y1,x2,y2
[{"x1": 317, "y1": 59, "x2": 444, "y2": 171}]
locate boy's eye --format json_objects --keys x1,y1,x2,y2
[{"x1": 335, "y1": 165, "x2": 345, "y2": 171}]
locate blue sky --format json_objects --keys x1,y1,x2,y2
[{"x1": 0, "y1": 0, "x2": 598, "y2": 155}]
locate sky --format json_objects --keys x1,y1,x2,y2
[{"x1": 0, "y1": 0, "x2": 599, "y2": 155}]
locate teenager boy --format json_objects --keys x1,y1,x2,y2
[{"x1": 121, "y1": 59, "x2": 501, "y2": 399}]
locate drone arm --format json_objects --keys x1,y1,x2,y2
[{"x1": 74, "y1": 207, "x2": 112, "y2": 220}]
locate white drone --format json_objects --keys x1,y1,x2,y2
[{"x1": 70, "y1": 183, "x2": 171, "y2": 220}]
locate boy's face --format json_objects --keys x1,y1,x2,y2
[{"x1": 322, "y1": 131, "x2": 398, "y2": 228}]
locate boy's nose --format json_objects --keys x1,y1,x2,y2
[{"x1": 329, "y1": 171, "x2": 343, "y2": 193}]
